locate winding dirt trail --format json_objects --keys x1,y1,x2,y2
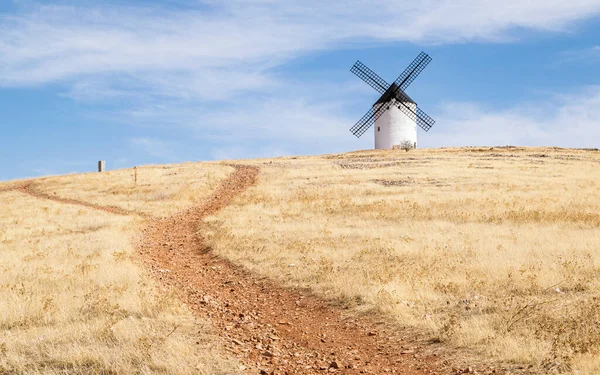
[
  {"x1": 1, "y1": 167, "x2": 469, "y2": 375},
  {"x1": 138, "y1": 166, "x2": 449, "y2": 375},
  {"x1": 17, "y1": 182, "x2": 150, "y2": 218}
]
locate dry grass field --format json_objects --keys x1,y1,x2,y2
[
  {"x1": 2, "y1": 148, "x2": 599, "y2": 374},
  {"x1": 0, "y1": 163, "x2": 237, "y2": 374},
  {"x1": 202, "y1": 147, "x2": 600, "y2": 374},
  {"x1": 33, "y1": 163, "x2": 234, "y2": 217}
]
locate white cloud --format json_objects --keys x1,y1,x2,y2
[
  {"x1": 557, "y1": 45, "x2": 600, "y2": 65},
  {"x1": 123, "y1": 94, "x2": 365, "y2": 158},
  {"x1": 422, "y1": 86, "x2": 600, "y2": 148},
  {"x1": 1, "y1": 0, "x2": 600, "y2": 92}
]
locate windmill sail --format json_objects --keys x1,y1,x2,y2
[
  {"x1": 390, "y1": 93, "x2": 435, "y2": 132},
  {"x1": 349, "y1": 107, "x2": 376, "y2": 137},
  {"x1": 350, "y1": 61, "x2": 389, "y2": 95},
  {"x1": 393, "y1": 52, "x2": 432, "y2": 91},
  {"x1": 349, "y1": 51, "x2": 435, "y2": 137}
]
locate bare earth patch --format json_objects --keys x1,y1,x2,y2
[{"x1": 139, "y1": 165, "x2": 448, "y2": 375}]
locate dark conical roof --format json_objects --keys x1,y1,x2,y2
[{"x1": 374, "y1": 83, "x2": 416, "y2": 105}]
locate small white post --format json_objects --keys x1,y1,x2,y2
[{"x1": 98, "y1": 160, "x2": 106, "y2": 172}]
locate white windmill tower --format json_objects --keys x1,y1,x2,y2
[{"x1": 349, "y1": 52, "x2": 435, "y2": 149}]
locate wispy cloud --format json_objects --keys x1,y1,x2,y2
[
  {"x1": 557, "y1": 45, "x2": 600, "y2": 65},
  {"x1": 423, "y1": 86, "x2": 600, "y2": 148},
  {"x1": 122, "y1": 94, "x2": 364, "y2": 159},
  {"x1": 2, "y1": 1, "x2": 600, "y2": 91}
]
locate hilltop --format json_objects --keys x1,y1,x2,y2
[{"x1": 1, "y1": 146, "x2": 599, "y2": 375}]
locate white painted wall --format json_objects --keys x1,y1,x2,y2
[{"x1": 373, "y1": 102, "x2": 417, "y2": 149}]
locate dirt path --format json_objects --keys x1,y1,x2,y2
[
  {"x1": 2, "y1": 167, "x2": 484, "y2": 375},
  {"x1": 17, "y1": 182, "x2": 150, "y2": 218},
  {"x1": 138, "y1": 166, "x2": 455, "y2": 375}
]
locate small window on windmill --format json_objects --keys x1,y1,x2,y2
[{"x1": 377, "y1": 127, "x2": 380, "y2": 132}]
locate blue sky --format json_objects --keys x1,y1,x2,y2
[{"x1": 1, "y1": 0, "x2": 600, "y2": 181}]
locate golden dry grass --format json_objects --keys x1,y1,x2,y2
[
  {"x1": 0, "y1": 163, "x2": 238, "y2": 374},
  {"x1": 3, "y1": 149, "x2": 599, "y2": 374},
  {"x1": 203, "y1": 147, "x2": 600, "y2": 374},
  {"x1": 32, "y1": 163, "x2": 234, "y2": 217}
]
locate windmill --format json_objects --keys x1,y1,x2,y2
[{"x1": 350, "y1": 52, "x2": 435, "y2": 149}]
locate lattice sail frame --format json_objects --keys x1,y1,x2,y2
[
  {"x1": 350, "y1": 61, "x2": 388, "y2": 94},
  {"x1": 395, "y1": 52, "x2": 431, "y2": 91},
  {"x1": 349, "y1": 52, "x2": 435, "y2": 138}
]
